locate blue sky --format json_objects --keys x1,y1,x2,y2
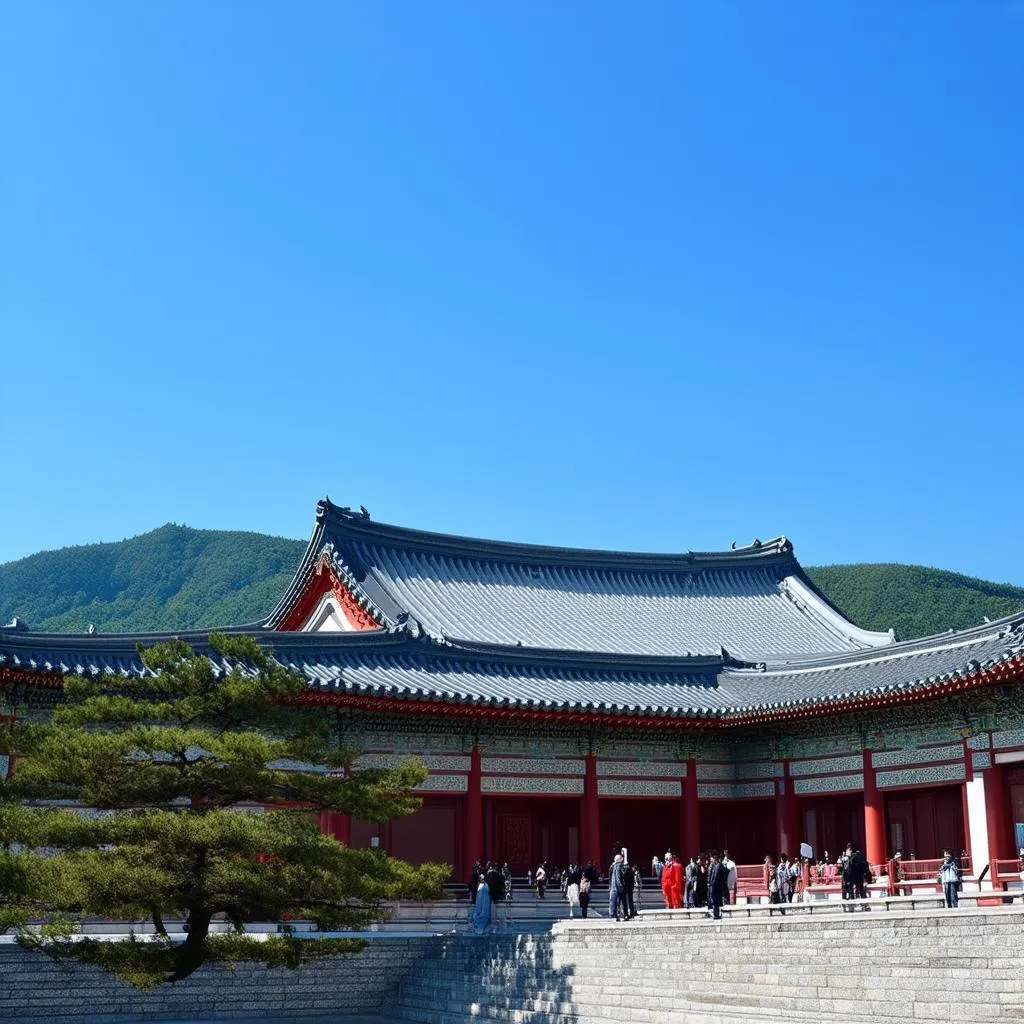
[{"x1": 2, "y1": 2, "x2": 1022, "y2": 585}]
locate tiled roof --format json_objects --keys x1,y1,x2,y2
[
  {"x1": 721, "y1": 614, "x2": 1024, "y2": 718},
  {"x1": 264, "y1": 500, "x2": 894, "y2": 658},
  {"x1": 3, "y1": 614, "x2": 1021, "y2": 724}
]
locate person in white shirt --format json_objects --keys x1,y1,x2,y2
[{"x1": 722, "y1": 849, "x2": 737, "y2": 905}]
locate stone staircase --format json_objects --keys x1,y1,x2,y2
[{"x1": 386, "y1": 906, "x2": 1024, "y2": 1024}]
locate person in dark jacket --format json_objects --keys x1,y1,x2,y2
[
  {"x1": 693, "y1": 855, "x2": 708, "y2": 909},
  {"x1": 467, "y1": 862, "x2": 482, "y2": 903},
  {"x1": 706, "y1": 850, "x2": 729, "y2": 920},
  {"x1": 484, "y1": 861, "x2": 507, "y2": 930},
  {"x1": 608, "y1": 854, "x2": 627, "y2": 921},
  {"x1": 485, "y1": 862, "x2": 505, "y2": 904},
  {"x1": 621, "y1": 857, "x2": 637, "y2": 919},
  {"x1": 841, "y1": 843, "x2": 870, "y2": 911}
]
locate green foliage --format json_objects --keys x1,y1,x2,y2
[
  {"x1": 0, "y1": 634, "x2": 448, "y2": 986},
  {"x1": 0, "y1": 525, "x2": 305, "y2": 632},
  {"x1": 806, "y1": 564, "x2": 1024, "y2": 641}
]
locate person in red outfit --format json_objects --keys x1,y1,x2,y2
[{"x1": 661, "y1": 850, "x2": 683, "y2": 908}]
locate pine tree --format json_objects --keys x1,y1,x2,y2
[{"x1": 0, "y1": 633, "x2": 447, "y2": 988}]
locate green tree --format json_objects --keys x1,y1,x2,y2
[{"x1": 0, "y1": 633, "x2": 447, "y2": 988}]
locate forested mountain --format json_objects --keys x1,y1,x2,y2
[
  {"x1": 1, "y1": 526, "x2": 1021, "y2": 640},
  {"x1": 0, "y1": 526, "x2": 305, "y2": 633},
  {"x1": 804, "y1": 564, "x2": 1024, "y2": 641}
]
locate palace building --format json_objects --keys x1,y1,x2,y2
[{"x1": 2, "y1": 499, "x2": 1023, "y2": 877}]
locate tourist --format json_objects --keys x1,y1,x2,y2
[
  {"x1": 764, "y1": 856, "x2": 779, "y2": 914},
  {"x1": 470, "y1": 868, "x2": 493, "y2": 933},
  {"x1": 467, "y1": 861, "x2": 482, "y2": 903},
  {"x1": 706, "y1": 850, "x2": 728, "y2": 920},
  {"x1": 661, "y1": 850, "x2": 682, "y2": 909},
  {"x1": 823, "y1": 850, "x2": 838, "y2": 884},
  {"x1": 608, "y1": 853, "x2": 628, "y2": 921},
  {"x1": 579, "y1": 860, "x2": 598, "y2": 918},
  {"x1": 485, "y1": 861, "x2": 507, "y2": 930},
  {"x1": 621, "y1": 854, "x2": 637, "y2": 919},
  {"x1": 651, "y1": 854, "x2": 663, "y2": 885},
  {"x1": 565, "y1": 861, "x2": 582, "y2": 919},
  {"x1": 685, "y1": 856, "x2": 699, "y2": 908},
  {"x1": 693, "y1": 855, "x2": 708, "y2": 910},
  {"x1": 841, "y1": 842, "x2": 870, "y2": 911},
  {"x1": 775, "y1": 854, "x2": 792, "y2": 915},
  {"x1": 631, "y1": 862, "x2": 643, "y2": 914},
  {"x1": 722, "y1": 848, "x2": 737, "y2": 905},
  {"x1": 892, "y1": 851, "x2": 908, "y2": 896},
  {"x1": 938, "y1": 849, "x2": 961, "y2": 909},
  {"x1": 789, "y1": 855, "x2": 803, "y2": 902},
  {"x1": 535, "y1": 862, "x2": 548, "y2": 898},
  {"x1": 501, "y1": 862, "x2": 512, "y2": 902}
]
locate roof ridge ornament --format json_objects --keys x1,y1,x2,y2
[
  {"x1": 2, "y1": 617, "x2": 29, "y2": 632},
  {"x1": 390, "y1": 612, "x2": 431, "y2": 641},
  {"x1": 317, "y1": 498, "x2": 370, "y2": 522}
]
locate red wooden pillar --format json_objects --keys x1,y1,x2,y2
[
  {"x1": 983, "y1": 763, "x2": 1011, "y2": 863},
  {"x1": 463, "y1": 745, "x2": 483, "y2": 874},
  {"x1": 334, "y1": 809, "x2": 352, "y2": 846},
  {"x1": 680, "y1": 758, "x2": 700, "y2": 857},
  {"x1": 863, "y1": 749, "x2": 886, "y2": 865},
  {"x1": 582, "y1": 753, "x2": 601, "y2": 867},
  {"x1": 775, "y1": 759, "x2": 799, "y2": 856}
]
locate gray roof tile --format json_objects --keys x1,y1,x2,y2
[{"x1": 264, "y1": 500, "x2": 893, "y2": 658}]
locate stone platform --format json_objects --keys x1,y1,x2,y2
[{"x1": 2, "y1": 906, "x2": 1023, "y2": 1023}]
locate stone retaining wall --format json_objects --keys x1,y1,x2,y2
[
  {"x1": 389, "y1": 907, "x2": 1024, "y2": 1024},
  {"x1": 0, "y1": 937, "x2": 431, "y2": 1023},
  {"x1": 4, "y1": 908, "x2": 1024, "y2": 1023}
]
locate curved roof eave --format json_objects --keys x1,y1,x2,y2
[
  {"x1": 754, "y1": 608, "x2": 1024, "y2": 672},
  {"x1": 781, "y1": 573, "x2": 894, "y2": 650}
]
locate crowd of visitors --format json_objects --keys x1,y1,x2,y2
[
  {"x1": 465, "y1": 840, "x2": 982, "y2": 930},
  {"x1": 652, "y1": 849, "x2": 735, "y2": 917}
]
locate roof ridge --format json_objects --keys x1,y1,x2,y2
[{"x1": 316, "y1": 498, "x2": 796, "y2": 571}]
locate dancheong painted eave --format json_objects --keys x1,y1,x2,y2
[
  {"x1": 1, "y1": 612, "x2": 1021, "y2": 729},
  {"x1": 262, "y1": 499, "x2": 895, "y2": 659}
]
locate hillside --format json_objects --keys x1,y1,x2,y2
[
  {"x1": 804, "y1": 564, "x2": 1024, "y2": 641},
  {"x1": 0, "y1": 527, "x2": 1021, "y2": 640},
  {"x1": 0, "y1": 526, "x2": 305, "y2": 634}
]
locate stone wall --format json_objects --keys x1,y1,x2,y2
[
  {"x1": 5, "y1": 908, "x2": 1024, "y2": 1023},
  {"x1": 388, "y1": 908, "x2": 1024, "y2": 1024},
  {"x1": 0, "y1": 936, "x2": 431, "y2": 1023}
]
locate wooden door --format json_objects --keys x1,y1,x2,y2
[
  {"x1": 887, "y1": 798, "x2": 914, "y2": 857},
  {"x1": 496, "y1": 812, "x2": 533, "y2": 873}
]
